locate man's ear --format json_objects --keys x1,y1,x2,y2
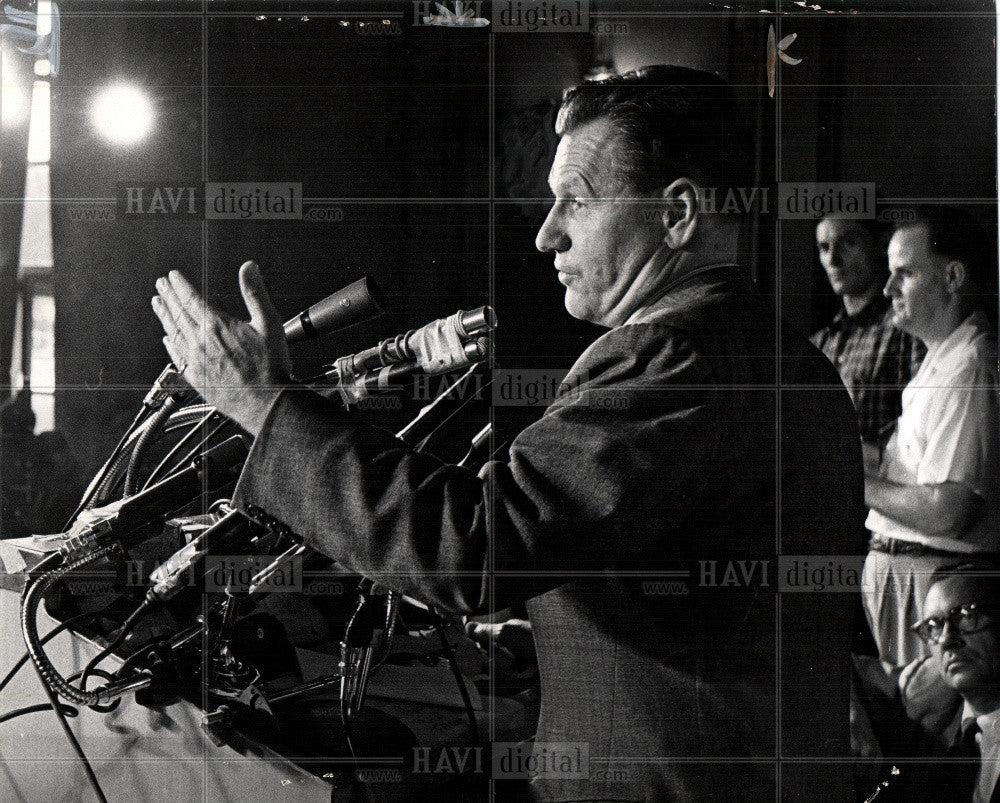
[
  {"x1": 660, "y1": 178, "x2": 699, "y2": 250},
  {"x1": 944, "y1": 259, "x2": 967, "y2": 293}
]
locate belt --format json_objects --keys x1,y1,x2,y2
[{"x1": 868, "y1": 533, "x2": 992, "y2": 560}]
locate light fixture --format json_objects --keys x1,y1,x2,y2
[{"x1": 91, "y1": 85, "x2": 154, "y2": 144}]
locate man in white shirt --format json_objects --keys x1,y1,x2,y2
[{"x1": 863, "y1": 207, "x2": 999, "y2": 666}]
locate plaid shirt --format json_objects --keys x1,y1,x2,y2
[{"x1": 811, "y1": 295, "x2": 925, "y2": 444}]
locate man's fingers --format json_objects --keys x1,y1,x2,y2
[
  {"x1": 161, "y1": 335, "x2": 186, "y2": 370},
  {"x1": 152, "y1": 294, "x2": 192, "y2": 354},
  {"x1": 151, "y1": 295, "x2": 177, "y2": 336},
  {"x1": 465, "y1": 621, "x2": 499, "y2": 644},
  {"x1": 238, "y1": 260, "x2": 293, "y2": 378},
  {"x1": 239, "y1": 260, "x2": 280, "y2": 335},
  {"x1": 166, "y1": 269, "x2": 205, "y2": 312},
  {"x1": 155, "y1": 272, "x2": 201, "y2": 335}
]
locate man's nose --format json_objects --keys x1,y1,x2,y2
[
  {"x1": 938, "y1": 620, "x2": 965, "y2": 649},
  {"x1": 535, "y1": 204, "x2": 570, "y2": 253},
  {"x1": 883, "y1": 273, "x2": 899, "y2": 298}
]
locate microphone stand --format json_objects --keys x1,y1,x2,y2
[{"x1": 63, "y1": 364, "x2": 191, "y2": 528}]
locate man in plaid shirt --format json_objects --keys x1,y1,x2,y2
[{"x1": 811, "y1": 216, "x2": 925, "y2": 445}]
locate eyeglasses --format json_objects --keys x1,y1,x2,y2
[{"x1": 911, "y1": 602, "x2": 1000, "y2": 645}]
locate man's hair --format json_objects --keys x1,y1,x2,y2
[
  {"x1": 927, "y1": 561, "x2": 1000, "y2": 607},
  {"x1": 894, "y1": 206, "x2": 990, "y2": 291},
  {"x1": 818, "y1": 190, "x2": 890, "y2": 244},
  {"x1": 816, "y1": 215, "x2": 890, "y2": 268},
  {"x1": 555, "y1": 65, "x2": 754, "y2": 196}
]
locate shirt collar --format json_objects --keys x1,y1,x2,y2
[
  {"x1": 831, "y1": 294, "x2": 888, "y2": 328},
  {"x1": 962, "y1": 700, "x2": 1000, "y2": 739},
  {"x1": 924, "y1": 310, "x2": 990, "y2": 366}
]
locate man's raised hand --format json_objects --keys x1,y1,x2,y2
[{"x1": 151, "y1": 260, "x2": 292, "y2": 436}]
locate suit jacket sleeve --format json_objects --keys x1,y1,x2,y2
[{"x1": 233, "y1": 322, "x2": 720, "y2": 613}]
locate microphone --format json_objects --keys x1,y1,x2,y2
[
  {"x1": 328, "y1": 307, "x2": 495, "y2": 380},
  {"x1": 396, "y1": 364, "x2": 482, "y2": 445},
  {"x1": 335, "y1": 337, "x2": 490, "y2": 404},
  {"x1": 59, "y1": 436, "x2": 249, "y2": 558},
  {"x1": 283, "y1": 277, "x2": 385, "y2": 343},
  {"x1": 148, "y1": 507, "x2": 253, "y2": 602}
]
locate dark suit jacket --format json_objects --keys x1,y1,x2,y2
[
  {"x1": 874, "y1": 707, "x2": 999, "y2": 803},
  {"x1": 234, "y1": 266, "x2": 866, "y2": 801},
  {"x1": 858, "y1": 656, "x2": 998, "y2": 803}
]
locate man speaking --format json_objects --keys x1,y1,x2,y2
[{"x1": 152, "y1": 66, "x2": 865, "y2": 800}]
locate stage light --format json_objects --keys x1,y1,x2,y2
[{"x1": 91, "y1": 85, "x2": 153, "y2": 143}]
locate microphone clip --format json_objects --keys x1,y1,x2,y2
[{"x1": 142, "y1": 365, "x2": 193, "y2": 411}]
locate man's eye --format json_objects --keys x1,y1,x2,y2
[{"x1": 962, "y1": 608, "x2": 986, "y2": 623}]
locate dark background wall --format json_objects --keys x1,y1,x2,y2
[
  {"x1": 778, "y1": 10, "x2": 996, "y2": 337},
  {"x1": 27, "y1": 0, "x2": 996, "y2": 476},
  {"x1": 51, "y1": 3, "x2": 494, "y2": 472},
  {"x1": 51, "y1": 12, "x2": 203, "y2": 469}
]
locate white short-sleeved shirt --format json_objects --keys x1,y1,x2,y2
[{"x1": 866, "y1": 311, "x2": 1000, "y2": 552}]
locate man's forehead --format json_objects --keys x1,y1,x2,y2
[
  {"x1": 924, "y1": 576, "x2": 983, "y2": 614},
  {"x1": 889, "y1": 224, "x2": 932, "y2": 259},
  {"x1": 816, "y1": 218, "x2": 868, "y2": 241},
  {"x1": 548, "y1": 117, "x2": 620, "y2": 189}
]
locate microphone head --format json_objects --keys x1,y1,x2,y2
[
  {"x1": 457, "y1": 306, "x2": 497, "y2": 337},
  {"x1": 283, "y1": 276, "x2": 385, "y2": 343},
  {"x1": 460, "y1": 336, "x2": 491, "y2": 361}
]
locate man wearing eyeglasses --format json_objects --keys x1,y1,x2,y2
[{"x1": 886, "y1": 565, "x2": 1000, "y2": 801}]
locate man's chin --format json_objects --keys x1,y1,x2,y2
[
  {"x1": 944, "y1": 662, "x2": 983, "y2": 690},
  {"x1": 564, "y1": 293, "x2": 599, "y2": 326},
  {"x1": 890, "y1": 311, "x2": 912, "y2": 332}
]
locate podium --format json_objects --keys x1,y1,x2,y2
[
  {"x1": 0, "y1": 584, "x2": 334, "y2": 802},
  {"x1": 0, "y1": 540, "x2": 538, "y2": 802}
]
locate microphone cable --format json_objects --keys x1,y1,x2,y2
[
  {"x1": 30, "y1": 657, "x2": 108, "y2": 803},
  {"x1": 428, "y1": 607, "x2": 479, "y2": 747},
  {"x1": 0, "y1": 612, "x2": 99, "y2": 796},
  {"x1": 0, "y1": 611, "x2": 92, "y2": 698},
  {"x1": 141, "y1": 408, "x2": 225, "y2": 490},
  {"x1": 79, "y1": 597, "x2": 157, "y2": 713},
  {"x1": 123, "y1": 397, "x2": 181, "y2": 495},
  {"x1": 62, "y1": 404, "x2": 150, "y2": 529},
  {"x1": 0, "y1": 670, "x2": 113, "y2": 726},
  {"x1": 0, "y1": 701, "x2": 79, "y2": 725}
]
